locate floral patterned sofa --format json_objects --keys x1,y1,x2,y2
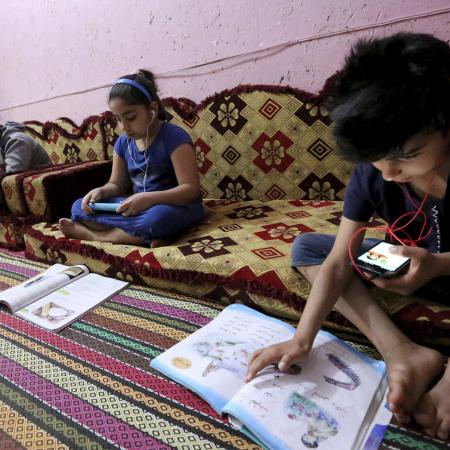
[
  {"x1": 21, "y1": 83, "x2": 450, "y2": 349},
  {"x1": 0, "y1": 114, "x2": 117, "y2": 249}
]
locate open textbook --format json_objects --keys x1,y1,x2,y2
[
  {"x1": 150, "y1": 304, "x2": 392, "y2": 450},
  {"x1": 0, "y1": 264, "x2": 128, "y2": 332}
]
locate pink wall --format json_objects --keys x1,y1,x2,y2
[{"x1": 1, "y1": 0, "x2": 449, "y2": 122}]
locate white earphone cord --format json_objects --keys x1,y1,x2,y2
[{"x1": 127, "y1": 118, "x2": 153, "y2": 192}]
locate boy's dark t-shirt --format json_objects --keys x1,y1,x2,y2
[
  {"x1": 343, "y1": 163, "x2": 450, "y2": 299},
  {"x1": 343, "y1": 163, "x2": 449, "y2": 253}
]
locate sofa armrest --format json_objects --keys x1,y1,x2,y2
[
  {"x1": 1, "y1": 163, "x2": 79, "y2": 215},
  {"x1": 23, "y1": 160, "x2": 112, "y2": 221}
]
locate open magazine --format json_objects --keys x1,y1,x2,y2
[
  {"x1": 0, "y1": 263, "x2": 128, "y2": 331},
  {"x1": 150, "y1": 304, "x2": 392, "y2": 450}
]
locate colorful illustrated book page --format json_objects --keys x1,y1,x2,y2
[{"x1": 150, "y1": 304, "x2": 392, "y2": 450}]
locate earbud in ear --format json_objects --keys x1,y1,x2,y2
[{"x1": 146, "y1": 111, "x2": 156, "y2": 128}]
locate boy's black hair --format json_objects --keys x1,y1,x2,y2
[
  {"x1": 109, "y1": 69, "x2": 167, "y2": 120},
  {"x1": 326, "y1": 32, "x2": 450, "y2": 163}
]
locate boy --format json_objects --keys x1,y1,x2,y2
[
  {"x1": 247, "y1": 32, "x2": 450, "y2": 440},
  {"x1": 0, "y1": 121, "x2": 51, "y2": 177}
]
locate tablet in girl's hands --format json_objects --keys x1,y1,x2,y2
[
  {"x1": 89, "y1": 202, "x2": 121, "y2": 213},
  {"x1": 356, "y1": 241, "x2": 411, "y2": 278}
]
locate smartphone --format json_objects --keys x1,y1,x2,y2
[
  {"x1": 89, "y1": 202, "x2": 121, "y2": 213},
  {"x1": 356, "y1": 241, "x2": 411, "y2": 278}
]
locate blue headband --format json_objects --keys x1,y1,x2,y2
[{"x1": 113, "y1": 78, "x2": 153, "y2": 103}]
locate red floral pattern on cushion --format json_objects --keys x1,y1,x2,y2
[
  {"x1": 254, "y1": 222, "x2": 313, "y2": 243},
  {"x1": 252, "y1": 131, "x2": 294, "y2": 174},
  {"x1": 194, "y1": 138, "x2": 212, "y2": 175}
]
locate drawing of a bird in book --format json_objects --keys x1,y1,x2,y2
[
  {"x1": 286, "y1": 392, "x2": 338, "y2": 448},
  {"x1": 193, "y1": 339, "x2": 257, "y2": 377}
]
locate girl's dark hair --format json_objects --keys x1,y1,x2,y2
[
  {"x1": 326, "y1": 32, "x2": 450, "y2": 163},
  {"x1": 109, "y1": 69, "x2": 167, "y2": 120}
]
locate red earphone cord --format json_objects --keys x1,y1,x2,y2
[{"x1": 348, "y1": 177, "x2": 434, "y2": 279}]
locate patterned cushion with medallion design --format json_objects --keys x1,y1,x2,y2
[
  {"x1": 23, "y1": 84, "x2": 450, "y2": 349},
  {"x1": 0, "y1": 113, "x2": 120, "y2": 249}
]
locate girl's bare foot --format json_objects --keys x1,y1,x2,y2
[
  {"x1": 384, "y1": 342, "x2": 444, "y2": 423},
  {"x1": 59, "y1": 218, "x2": 143, "y2": 245},
  {"x1": 414, "y1": 362, "x2": 450, "y2": 440},
  {"x1": 59, "y1": 218, "x2": 95, "y2": 241}
]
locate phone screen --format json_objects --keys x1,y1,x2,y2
[{"x1": 357, "y1": 242, "x2": 410, "y2": 275}]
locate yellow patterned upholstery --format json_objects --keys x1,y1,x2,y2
[
  {"x1": 1, "y1": 172, "x2": 29, "y2": 215},
  {"x1": 23, "y1": 160, "x2": 112, "y2": 217},
  {"x1": 26, "y1": 199, "x2": 382, "y2": 312},
  {"x1": 26, "y1": 200, "x2": 449, "y2": 347},
  {"x1": 24, "y1": 116, "x2": 107, "y2": 164},
  {"x1": 0, "y1": 114, "x2": 119, "y2": 249},
  {"x1": 22, "y1": 86, "x2": 450, "y2": 347},
  {"x1": 167, "y1": 90, "x2": 352, "y2": 201}
]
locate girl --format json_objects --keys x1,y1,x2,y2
[{"x1": 59, "y1": 70, "x2": 204, "y2": 246}]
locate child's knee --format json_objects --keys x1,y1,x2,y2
[
  {"x1": 147, "y1": 204, "x2": 202, "y2": 237},
  {"x1": 291, "y1": 233, "x2": 335, "y2": 267},
  {"x1": 292, "y1": 233, "x2": 319, "y2": 253},
  {"x1": 70, "y1": 198, "x2": 84, "y2": 216}
]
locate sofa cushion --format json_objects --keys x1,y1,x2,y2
[
  {"x1": 24, "y1": 199, "x2": 343, "y2": 294},
  {"x1": 0, "y1": 114, "x2": 120, "y2": 250},
  {"x1": 0, "y1": 214, "x2": 47, "y2": 250},
  {"x1": 23, "y1": 160, "x2": 112, "y2": 219},
  {"x1": 0, "y1": 114, "x2": 118, "y2": 217},
  {"x1": 1, "y1": 171, "x2": 29, "y2": 215},
  {"x1": 24, "y1": 113, "x2": 116, "y2": 164},
  {"x1": 24, "y1": 201, "x2": 450, "y2": 349},
  {"x1": 164, "y1": 87, "x2": 353, "y2": 201},
  {"x1": 1, "y1": 163, "x2": 76, "y2": 215},
  {"x1": 26, "y1": 199, "x2": 450, "y2": 345}
]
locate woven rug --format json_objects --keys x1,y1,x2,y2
[{"x1": 0, "y1": 250, "x2": 448, "y2": 450}]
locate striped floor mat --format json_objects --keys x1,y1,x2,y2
[{"x1": 0, "y1": 249, "x2": 448, "y2": 450}]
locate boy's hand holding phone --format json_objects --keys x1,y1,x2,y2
[
  {"x1": 367, "y1": 245, "x2": 438, "y2": 295},
  {"x1": 356, "y1": 241, "x2": 411, "y2": 278}
]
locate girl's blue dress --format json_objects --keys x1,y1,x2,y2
[{"x1": 71, "y1": 122, "x2": 204, "y2": 244}]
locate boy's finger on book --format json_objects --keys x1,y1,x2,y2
[
  {"x1": 278, "y1": 359, "x2": 290, "y2": 372},
  {"x1": 246, "y1": 354, "x2": 275, "y2": 381},
  {"x1": 246, "y1": 360, "x2": 262, "y2": 381},
  {"x1": 278, "y1": 354, "x2": 299, "y2": 372},
  {"x1": 248, "y1": 349, "x2": 263, "y2": 365}
]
